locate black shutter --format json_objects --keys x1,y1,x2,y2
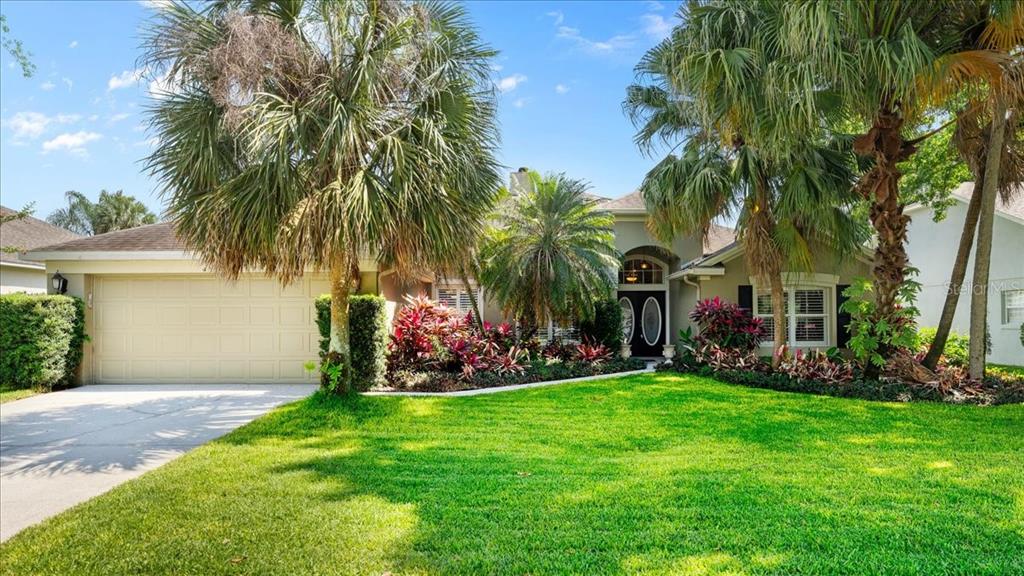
[
  {"x1": 836, "y1": 284, "x2": 851, "y2": 348},
  {"x1": 738, "y1": 285, "x2": 753, "y2": 316}
]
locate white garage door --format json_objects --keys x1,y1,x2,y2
[{"x1": 92, "y1": 274, "x2": 328, "y2": 384}]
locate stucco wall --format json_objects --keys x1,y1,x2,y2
[
  {"x1": 0, "y1": 264, "x2": 47, "y2": 294},
  {"x1": 697, "y1": 248, "x2": 872, "y2": 349},
  {"x1": 908, "y1": 201, "x2": 1024, "y2": 365}
]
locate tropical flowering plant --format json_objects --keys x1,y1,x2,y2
[{"x1": 688, "y1": 297, "x2": 765, "y2": 353}]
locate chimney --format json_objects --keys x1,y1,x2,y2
[{"x1": 509, "y1": 167, "x2": 532, "y2": 196}]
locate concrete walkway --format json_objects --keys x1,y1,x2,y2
[{"x1": 0, "y1": 384, "x2": 315, "y2": 542}]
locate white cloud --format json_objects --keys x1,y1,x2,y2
[
  {"x1": 4, "y1": 112, "x2": 80, "y2": 139},
  {"x1": 108, "y1": 68, "x2": 144, "y2": 91},
  {"x1": 556, "y1": 26, "x2": 634, "y2": 55},
  {"x1": 555, "y1": 84, "x2": 570, "y2": 95},
  {"x1": 546, "y1": 11, "x2": 564, "y2": 26},
  {"x1": 641, "y1": 13, "x2": 672, "y2": 39},
  {"x1": 497, "y1": 73, "x2": 527, "y2": 93},
  {"x1": 42, "y1": 131, "x2": 102, "y2": 154},
  {"x1": 646, "y1": 1, "x2": 665, "y2": 11},
  {"x1": 40, "y1": 81, "x2": 56, "y2": 91},
  {"x1": 148, "y1": 69, "x2": 179, "y2": 98},
  {"x1": 490, "y1": 63, "x2": 504, "y2": 72},
  {"x1": 68, "y1": 40, "x2": 79, "y2": 48},
  {"x1": 88, "y1": 114, "x2": 100, "y2": 122},
  {"x1": 512, "y1": 97, "x2": 529, "y2": 109},
  {"x1": 62, "y1": 77, "x2": 73, "y2": 91},
  {"x1": 109, "y1": 112, "x2": 132, "y2": 123}
]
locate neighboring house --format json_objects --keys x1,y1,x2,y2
[
  {"x1": 906, "y1": 183, "x2": 1024, "y2": 365},
  {"x1": 0, "y1": 206, "x2": 81, "y2": 294},
  {"x1": 23, "y1": 174, "x2": 869, "y2": 385}
]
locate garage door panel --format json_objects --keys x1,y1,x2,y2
[
  {"x1": 309, "y1": 279, "x2": 330, "y2": 297},
  {"x1": 93, "y1": 274, "x2": 320, "y2": 384}
]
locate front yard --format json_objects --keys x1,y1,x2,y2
[{"x1": 1, "y1": 373, "x2": 1021, "y2": 575}]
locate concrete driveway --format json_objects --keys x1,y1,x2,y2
[{"x1": 0, "y1": 384, "x2": 315, "y2": 542}]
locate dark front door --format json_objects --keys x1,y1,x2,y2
[{"x1": 618, "y1": 290, "x2": 665, "y2": 357}]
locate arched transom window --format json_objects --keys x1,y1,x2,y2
[{"x1": 619, "y1": 257, "x2": 664, "y2": 285}]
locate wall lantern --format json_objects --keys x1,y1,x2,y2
[{"x1": 51, "y1": 271, "x2": 68, "y2": 294}]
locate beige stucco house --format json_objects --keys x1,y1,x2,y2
[
  {"x1": 0, "y1": 206, "x2": 81, "y2": 295},
  {"x1": 906, "y1": 183, "x2": 1024, "y2": 365},
  {"x1": 22, "y1": 176, "x2": 872, "y2": 385}
]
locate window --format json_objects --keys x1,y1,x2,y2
[
  {"x1": 435, "y1": 285, "x2": 481, "y2": 318},
  {"x1": 1004, "y1": 289, "x2": 1024, "y2": 324},
  {"x1": 755, "y1": 287, "x2": 828, "y2": 347},
  {"x1": 619, "y1": 258, "x2": 664, "y2": 285}
]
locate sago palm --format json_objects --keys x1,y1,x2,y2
[
  {"x1": 625, "y1": 0, "x2": 864, "y2": 365},
  {"x1": 143, "y1": 0, "x2": 501, "y2": 392},
  {"x1": 480, "y1": 171, "x2": 620, "y2": 334}
]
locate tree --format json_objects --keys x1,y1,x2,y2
[
  {"x1": 777, "y1": 0, "x2": 1011, "y2": 374},
  {"x1": 0, "y1": 203, "x2": 35, "y2": 254},
  {"x1": 47, "y1": 190, "x2": 158, "y2": 235},
  {"x1": 625, "y1": 0, "x2": 865, "y2": 366},
  {"x1": 480, "y1": 171, "x2": 620, "y2": 333},
  {"x1": 0, "y1": 14, "x2": 34, "y2": 78},
  {"x1": 143, "y1": 0, "x2": 500, "y2": 393},
  {"x1": 922, "y1": 2, "x2": 1024, "y2": 374}
]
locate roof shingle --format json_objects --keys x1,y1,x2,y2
[
  {"x1": 0, "y1": 206, "x2": 82, "y2": 267},
  {"x1": 30, "y1": 221, "x2": 182, "y2": 253}
]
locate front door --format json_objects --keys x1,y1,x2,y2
[{"x1": 618, "y1": 290, "x2": 665, "y2": 357}]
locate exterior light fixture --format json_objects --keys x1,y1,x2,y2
[
  {"x1": 625, "y1": 273, "x2": 638, "y2": 283},
  {"x1": 640, "y1": 261, "x2": 649, "y2": 269},
  {"x1": 51, "y1": 271, "x2": 68, "y2": 294}
]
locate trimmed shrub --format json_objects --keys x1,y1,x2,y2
[
  {"x1": 917, "y1": 327, "x2": 970, "y2": 367},
  {"x1": 579, "y1": 298, "x2": 623, "y2": 349},
  {"x1": 0, "y1": 294, "x2": 86, "y2": 391},
  {"x1": 316, "y1": 294, "x2": 388, "y2": 391}
]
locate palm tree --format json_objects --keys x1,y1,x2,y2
[
  {"x1": 625, "y1": 1, "x2": 864, "y2": 366},
  {"x1": 480, "y1": 171, "x2": 620, "y2": 334},
  {"x1": 775, "y1": 0, "x2": 1012, "y2": 371},
  {"x1": 142, "y1": 1, "x2": 500, "y2": 393},
  {"x1": 47, "y1": 190, "x2": 157, "y2": 235}
]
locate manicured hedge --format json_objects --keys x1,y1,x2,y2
[
  {"x1": 0, "y1": 294, "x2": 87, "y2": 391},
  {"x1": 579, "y1": 297, "x2": 623, "y2": 349},
  {"x1": 315, "y1": 294, "x2": 388, "y2": 391}
]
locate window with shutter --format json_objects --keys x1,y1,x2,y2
[
  {"x1": 1004, "y1": 289, "x2": 1024, "y2": 324},
  {"x1": 435, "y1": 285, "x2": 481, "y2": 318},
  {"x1": 754, "y1": 287, "x2": 828, "y2": 347}
]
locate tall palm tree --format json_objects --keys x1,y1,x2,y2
[
  {"x1": 47, "y1": 190, "x2": 157, "y2": 235},
  {"x1": 625, "y1": 1, "x2": 864, "y2": 366},
  {"x1": 143, "y1": 0, "x2": 500, "y2": 393},
  {"x1": 775, "y1": 0, "x2": 1012, "y2": 371},
  {"x1": 480, "y1": 171, "x2": 620, "y2": 333}
]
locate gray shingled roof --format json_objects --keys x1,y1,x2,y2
[
  {"x1": 952, "y1": 182, "x2": 1024, "y2": 221},
  {"x1": 29, "y1": 221, "x2": 182, "y2": 253},
  {"x1": 598, "y1": 190, "x2": 645, "y2": 212},
  {"x1": 0, "y1": 206, "x2": 82, "y2": 267}
]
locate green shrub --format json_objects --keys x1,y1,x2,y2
[
  {"x1": 917, "y1": 327, "x2": 970, "y2": 367},
  {"x1": 579, "y1": 297, "x2": 623, "y2": 349},
  {"x1": 0, "y1": 294, "x2": 86, "y2": 391},
  {"x1": 315, "y1": 294, "x2": 388, "y2": 391}
]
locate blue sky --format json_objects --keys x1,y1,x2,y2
[{"x1": 0, "y1": 0, "x2": 679, "y2": 219}]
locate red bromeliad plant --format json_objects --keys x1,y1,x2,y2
[
  {"x1": 574, "y1": 341, "x2": 612, "y2": 364},
  {"x1": 689, "y1": 297, "x2": 765, "y2": 353}
]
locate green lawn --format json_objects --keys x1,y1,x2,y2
[
  {"x1": 2, "y1": 373, "x2": 1022, "y2": 575},
  {"x1": 0, "y1": 385, "x2": 38, "y2": 404}
]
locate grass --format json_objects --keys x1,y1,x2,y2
[
  {"x1": 0, "y1": 385, "x2": 38, "y2": 404},
  {"x1": 2, "y1": 373, "x2": 1022, "y2": 575}
]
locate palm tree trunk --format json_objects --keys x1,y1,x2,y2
[
  {"x1": 922, "y1": 178, "x2": 983, "y2": 370},
  {"x1": 769, "y1": 273, "x2": 786, "y2": 368},
  {"x1": 968, "y1": 96, "x2": 1008, "y2": 380},
  {"x1": 855, "y1": 114, "x2": 914, "y2": 380},
  {"x1": 460, "y1": 269, "x2": 484, "y2": 332},
  {"x1": 327, "y1": 254, "x2": 355, "y2": 393}
]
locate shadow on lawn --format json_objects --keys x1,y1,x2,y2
[{"x1": 256, "y1": 376, "x2": 1024, "y2": 575}]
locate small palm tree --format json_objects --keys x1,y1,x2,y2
[
  {"x1": 47, "y1": 190, "x2": 157, "y2": 235},
  {"x1": 480, "y1": 172, "x2": 620, "y2": 334},
  {"x1": 143, "y1": 0, "x2": 500, "y2": 393}
]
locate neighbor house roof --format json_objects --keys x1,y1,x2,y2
[
  {"x1": 598, "y1": 190, "x2": 645, "y2": 213},
  {"x1": 952, "y1": 182, "x2": 1024, "y2": 223},
  {"x1": 29, "y1": 221, "x2": 182, "y2": 253},
  {"x1": 0, "y1": 206, "x2": 82, "y2": 269}
]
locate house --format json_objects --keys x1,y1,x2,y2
[
  {"x1": 23, "y1": 176, "x2": 869, "y2": 385},
  {"x1": 906, "y1": 183, "x2": 1024, "y2": 365},
  {"x1": 0, "y1": 206, "x2": 81, "y2": 295}
]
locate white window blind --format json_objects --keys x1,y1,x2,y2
[
  {"x1": 436, "y1": 286, "x2": 480, "y2": 317},
  {"x1": 1004, "y1": 289, "x2": 1024, "y2": 324},
  {"x1": 755, "y1": 288, "x2": 828, "y2": 347}
]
